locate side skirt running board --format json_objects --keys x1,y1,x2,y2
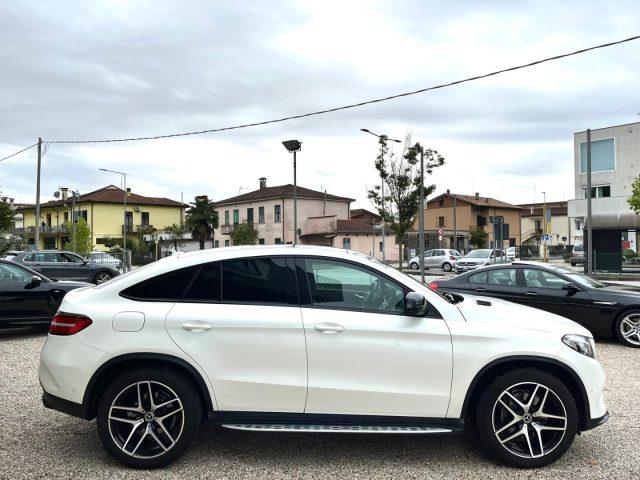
[{"x1": 221, "y1": 424, "x2": 454, "y2": 434}]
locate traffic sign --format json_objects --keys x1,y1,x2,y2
[
  {"x1": 438, "y1": 235, "x2": 443, "y2": 241},
  {"x1": 437, "y1": 228, "x2": 443, "y2": 235}
]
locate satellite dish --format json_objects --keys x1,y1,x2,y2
[{"x1": 53, "y1": 191, "x2": 60, "y2": 198}]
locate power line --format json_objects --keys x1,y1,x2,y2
[
  {"x1": 0, "y1": 143, "x2": 38, "y2": 162},
  {"x1": 36, "y1": 33, "x2": 639, "y2": 144}
]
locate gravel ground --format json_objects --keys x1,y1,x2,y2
[{"x1": 1, "y1": 328, "x2": 638, "y2": 479}]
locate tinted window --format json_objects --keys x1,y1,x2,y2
[
  {"x1": 469, "y1": 271, "x2": 487, "y2": 284},
  {"x1": 303, "y1": 258, "x2": 404, "y2": 313},
  {"x1": 183, "y1": 263, "x2": 221, "y2": 301},
  {"x1": 25, "y1": 252, "x2": 57, "y2": 262},
  {"x1": 0, "y1": 263, "x2": 32, "y2": 283},
  {"x1": 121, "y1": 266, "x2": 199, "y2": 301},
  {"x1": 523, "y1": 269, "x2": 566, "y2": 289},
  {"x1": 487, "y1": 268, "x2": 517, "y2": 286},
  {"x1": 221, "y1": 257, "x2": 296, "y2": 305}
]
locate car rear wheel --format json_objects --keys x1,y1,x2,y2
[
  {"x1": 442, "y1": 262, "x2": 452, "y2": 272},
  {"x1": 475, "y1": 368, "x2": 578, "y2": 468},
  {"x1": 94, "y1": 271, "x2": 113, "y2": 284},
  {"x1": 96, "y1": 368, "x2": 202, "y2": 469},
  {"x1": 615, "y1": 310, "x2": 640, "y2": 347}
]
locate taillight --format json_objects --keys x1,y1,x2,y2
[
  {"x1": 428, "y1": 282, "x2": 439, "y2": 291},
  {"x1": 449, "y1": 256, "x2": 456, "y2": 260},
  {"x1": 49, "y1": 313, "x2": 92, "y2": 336}
]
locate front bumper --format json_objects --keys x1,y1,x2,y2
[{"x1": 455, "y1": 264, "x2": 483, "y2": 272}]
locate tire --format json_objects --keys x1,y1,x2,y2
[
  {"x1": 614, "y1": 309, "x2": 640, "y2": 347},
  {"x1": 96, "y1": 367, "x2": 202, "y2": 469},
  {"x1": 442, "y1": 262, "x2": 452, "y2": 272},
  {"x1": 410, "y1": 262, "x2": 419, "y2": 270},
  {"x1": 570, "y1": 262, "x2": 576, "y2": 267},
  {"x1": 94, "y1": 270, "x2": 113, "y2": 284},
  {"x1": 475, "y1": 368, "x2": 578, "y2": 468}
]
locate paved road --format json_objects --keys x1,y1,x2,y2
[{"x1": 1, "y1": 328, "x2": 638, "y2": 479}]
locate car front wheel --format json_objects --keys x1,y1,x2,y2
[
  {"x1": 442, "y1": 262, "x2": 452, "y2": 272},
  {"x1": 475, "y1": 368, "x2": 578, "y2": 468},
  {"x1": 94, "y1": 271, "x2": 113, "y2": 284},
  {"x1": 96, "y1": 368, "x2": 202, "y2": 469},
  {"x1": 615, "y1": 310, "x2": 640, "y2": 347}
]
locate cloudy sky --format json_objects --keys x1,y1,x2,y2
[{"x1": 1, "y1": 0, "x2": 638, "y2": 209}]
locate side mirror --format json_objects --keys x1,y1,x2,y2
[
  {"x1": 405, "y1": 291, "x2": 428, "y2": 317},
  {"x1": 27, "y1": 275, "x2": 42, "y2": 288},
  {"x1": 562, "y1": 282, "x2": 579, "y2": 293}
]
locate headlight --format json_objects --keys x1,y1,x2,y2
[{"x1": 562, "y1": 334, "x2": 596, "y2": 358}]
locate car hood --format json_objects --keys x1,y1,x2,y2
[
  {"x1": 54, "y1": 280, "x2": 93, "y2": 289},
  {"x1": 454, "y1": 293, "x2": 592, "y2": 337}
]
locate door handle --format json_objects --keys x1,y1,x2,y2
[
  {"x1": 475, "y1": 287, "x2": 486, "y2": 292},
  {"x1": 182, "y1": 322, "x2": 212, "y2": 331},
  {"x1": 314, "y1": 322, "x2": 345, "y2": 334},
  {"x1": 525, "y1": 291, "x2": 539, "y2": 296}
]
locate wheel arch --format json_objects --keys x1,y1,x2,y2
[
  {"x1": 460, "y1": 355, "x2": 591, "y2": 431},
  {"x1": 82, "y1": 353, "x2": 215, "y2": 420}
]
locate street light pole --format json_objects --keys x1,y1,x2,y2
[
  {"x1": 542, "y1": 191, "x2": 548, "y2": 263},
  {"x1": 99, "y1": 168, "x2": 130, "y2": 267},
  {"x1": 282, "y1": 140, "x2": 302, "y2": 246},
  {"x1": 419, "y1": 148, "x2": 425, "y2": 284},
  {"x1": 586, "y1": 129, "x2": 593, "y2": 276},
  {"x1": 34, "y1": 137, "x2": 42, "y2": 249},
  {"x1": 360, "y1": 128, "x2": 401, "y2": 262}
]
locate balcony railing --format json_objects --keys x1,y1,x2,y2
[{"x1": 220, "y1": 224, "x2": 233, "y2": 235}]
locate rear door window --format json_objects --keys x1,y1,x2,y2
[
  {"x1": 183, "y1": 263, "x2": 221, "y2": 302},
  {"x1": 469, "y1": 272, "x2": 487, "y2": 284},
  {"x1": 221, "y1": 257, "x2": 297, "y2": 305},
  {"x1": 487, "y1": 268, "x2": 517, "y2": 286},
  {"x1": 121, "y1": 266, "x2": 200, "y2": 301}
]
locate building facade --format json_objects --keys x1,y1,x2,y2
[
  {"x1": 410, "y1": 191, "x2": 523, "y2": 252},
  {"x1": 567, "y1": 121, "x2": 640, "y2": 251},
  {"x1": 19, "y1": 185, "x2": 186, "y2": 250},
  {"x1": 518, "y1": 201, "x2": 574, "y2": 247}
]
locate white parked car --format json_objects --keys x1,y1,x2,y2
[
  {"x1": 506, "y1": 246, "x2": 517, "y2": 261},
  {"x1": 87, "y1": 251, "x2": 122, "y2": 269},
  {"x1": 40, "y1": 245, "x2": 607, "y2": 469},
  {"x1": 408, "y1": 248, "x2": 461, "y2": 272},
  {"x1": 455, "y1": 249, "x2": 506, "y2": 272}
]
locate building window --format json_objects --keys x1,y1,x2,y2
[
  {"x1": 214, "y1": 240, "x2": 219, "y2": 248},
  {"x1": 247, "y1": 208, "x2": 254, "y2": 224},
  {"x1": 274, "y1": 205, "x2": 281, "y2": 223},
  {"x1": 258, "y1": 206, "x2": 265, "y2": 224},
  {"x1": 437, "y1": 216, "x2": 446, "y2": 227},
  {"x1": 258, "y1": 238, "x2": 265, "y2": 245},
  {"x1": 233, "y1": 209, "x2": 239, "y2": 225},
  {"x1": 63, "y1": 211, "x2": 69, "y2": 223},
  {"x1": 80, "y1": 210, "x2": 88, "y2": 221},
  {"x1": 343, "y1": 238, "x2": 351, "y2": 249},
  {"x1": 141, "y1": 212, "x2": 150, "y2": 226},
  {"x1": 580, "y1": 138, "x2": 614, "y2": 173},
  {"x1": 224, "y1": 210, "x2": 230, "y2": 225},
  {"x1": 379, "y1": 241, "x2": 384, "y2": 252},
  {"x1": 583, "y1": 185, "x2": 611, "y2": 199},
  {"x1": 275, "y1": 237, "x2": 282, "y2": 244},
  {"x1": 438, "y1": 199, "x2": 445, "y2": 207},
  {"x1": 224, "y1": 239, "x2": 230, "y2": 247}
]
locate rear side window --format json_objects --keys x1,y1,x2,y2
[
  {"x1": 469, "y1": 272, "x2": 487, "y2": 284},
  {"x1": 121, "y1": 266, "x2": 199, "y2": 301},
  {"x1": 183, "y1": 263, "x2": 221, "y2": 301},
  {"x1": 221, "y1": 257, "x2": 297, "y2": 305}
]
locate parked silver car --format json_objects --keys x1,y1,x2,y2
[
  {"x1": 455, "y1": 249, "x2": 506, "y2": 272},
  {"x1": 570, "y1": 244, "x2": 585, "y2": 266},
  {"x1": 408, "y1": 248, "x2": 461, "y2": 272}
]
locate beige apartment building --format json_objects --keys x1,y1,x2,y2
[
  {"x1": 518, "y1": 201, "x2": 575, "y2": 247},
  {"x1": 411, "y1": 191, "x2": 523, "y2": 251}
]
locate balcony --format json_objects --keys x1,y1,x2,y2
[
  {"x1": 122, "y1": 224, "x2": 153, "y2": 234},
  {"x1": 220, "y1": 224, "x2": 234, "y2": 235}
]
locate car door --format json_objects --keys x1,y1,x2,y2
[
  {"x1": 59, "y1": 252, "x2": 91, "y2": 281},
  {"x1": 297, "y1": 256, "x2": 452, "y2": 417},
  {"x1": 466, "y1": 268, "x2": 522, "y2": 302},
  {"x1": 165, "y1": 257, "x2": 308, "y2": 413},
  {"x1": 32, "y1": 252, "x2": 59, "y2": 278},
  {"x1": 0, "y1": 263, "x2": 52, "y2": 323},
  {"x1": 423, "y1": 250, "x2": 436, "y2": 267},
  {"x1": 433, "y1": 249, "x2": 446, "y2": 268},
  {"x1": 520, "y1": 268, "x2": 593, "y2": 322}
]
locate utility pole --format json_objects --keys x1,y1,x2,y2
[
  {"x1": 542, "y1": 191, "x2": 548, "y2": 262},
  {"x1": 34, "y1": 138, "x2": 42, "y2": 249},
  {"x1": 380, "y1": 143, "x2": 386, "y2": 262},
  {"x1": 586, "y1": 128, "x2": 593, "y2": 276},
  {"x1": 293, "y1": 149, "x2": 297, "y2": 246},
  {"x1": 453, "y1": 194, "x2": 457, "y2": 252},
  {"x1": 418, "y1": 148, "x2": 425, "y2": 284}
]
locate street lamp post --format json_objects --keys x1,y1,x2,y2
[
  {"x1": 541, "y1": 191, "x2": 548, "y2": 263},
  {"x1": 99, "y1": 168, "x2": 129, "y2": 265},
  {"x1": 361, "y1": 129, "x2": 401, "y2": 262},
  {"x1": 282, "y1": 140, "x2": 302, "y2": 246}
]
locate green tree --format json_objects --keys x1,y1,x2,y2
[
  {"x1": 0, "y1": 200, "x2": 14, "y2": 256},
  {"x1": 628, "y1": 176, "x2": 640, "y2": 214},
  {"x1": 469, "y1": 229, "x2": 488, "y2": 248},
  {"x1": 230, "y1": 221, "x2": 259, "y2": 246},
  {"x1": 163, "y1": 223, "x2": 188, "y2": 250},
  {"x1": 185, "y1": 196, "x2": 219, "y2": 250},
  {"x1": 368, "y1": 134, "x2": 445, "y2": 270},
  {"x1": 63, "y1": 218, "x2": 93, "y2": 255}
]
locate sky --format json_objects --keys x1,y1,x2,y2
[{"x1": 1, "y1": 0, "x2": 639, "y2": 209}]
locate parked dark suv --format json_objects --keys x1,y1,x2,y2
[{"x1": 5, "y1": 250, "x2": 120, "y2": 284}]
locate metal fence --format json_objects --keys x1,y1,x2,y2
[{"x1": 86, "y1": 251, "x2": 131, "y2": 273}]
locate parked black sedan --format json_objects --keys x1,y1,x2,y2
[
  {"x1": 430, "y1": 261, "x2": 640, "y2": 347},
  {"x1": 0, "y1": 259, "x2": 91, "y2": 329}
]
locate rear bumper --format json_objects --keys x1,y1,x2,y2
[{"x1": 42, "y1": 391, "x2": 91, "y2": 420}]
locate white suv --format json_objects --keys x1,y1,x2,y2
[{"x1": 39, "y1": 245, "x2": 607, "y2": 469}]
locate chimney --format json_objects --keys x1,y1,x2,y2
[
  {"x1": 61, "y1": 187, "x2": 69, "y2": 201},
  {"x1": 485, "y1": 198, "x2": 489, "y2": 203},
  {"x1": 446, "y1": 189, "x2": 450, "y2": 194},
  {"x1": 195, "y1": 195, "x2": 208, "y2": 202},
  {"x1": 126, "y1": 187, "x2": 131, "y2": 194},
  {"x1": 475, "y1": 192, "x2": 479, "y2": 199},
  {"x1": 259, "y1": 177, "x2": 267, "y2": 190}
]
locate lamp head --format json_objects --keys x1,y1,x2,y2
[{"x1": 282, "y1": 140, "x2": 302, "y2": 152}]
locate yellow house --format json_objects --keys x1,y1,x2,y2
[{"x1": 19, "y1": 185, "x2": 186, "y2": 250}]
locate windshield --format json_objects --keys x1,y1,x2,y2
[
  {"x1": 573, "y1": 245, "x2": 583, "y2": 252},
  {"x1": 566, "y1": 273, "x2": 606, "y2": 288},
  {"x1": 466, "y1": 249, "x2": 492, "y2": 258}
]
